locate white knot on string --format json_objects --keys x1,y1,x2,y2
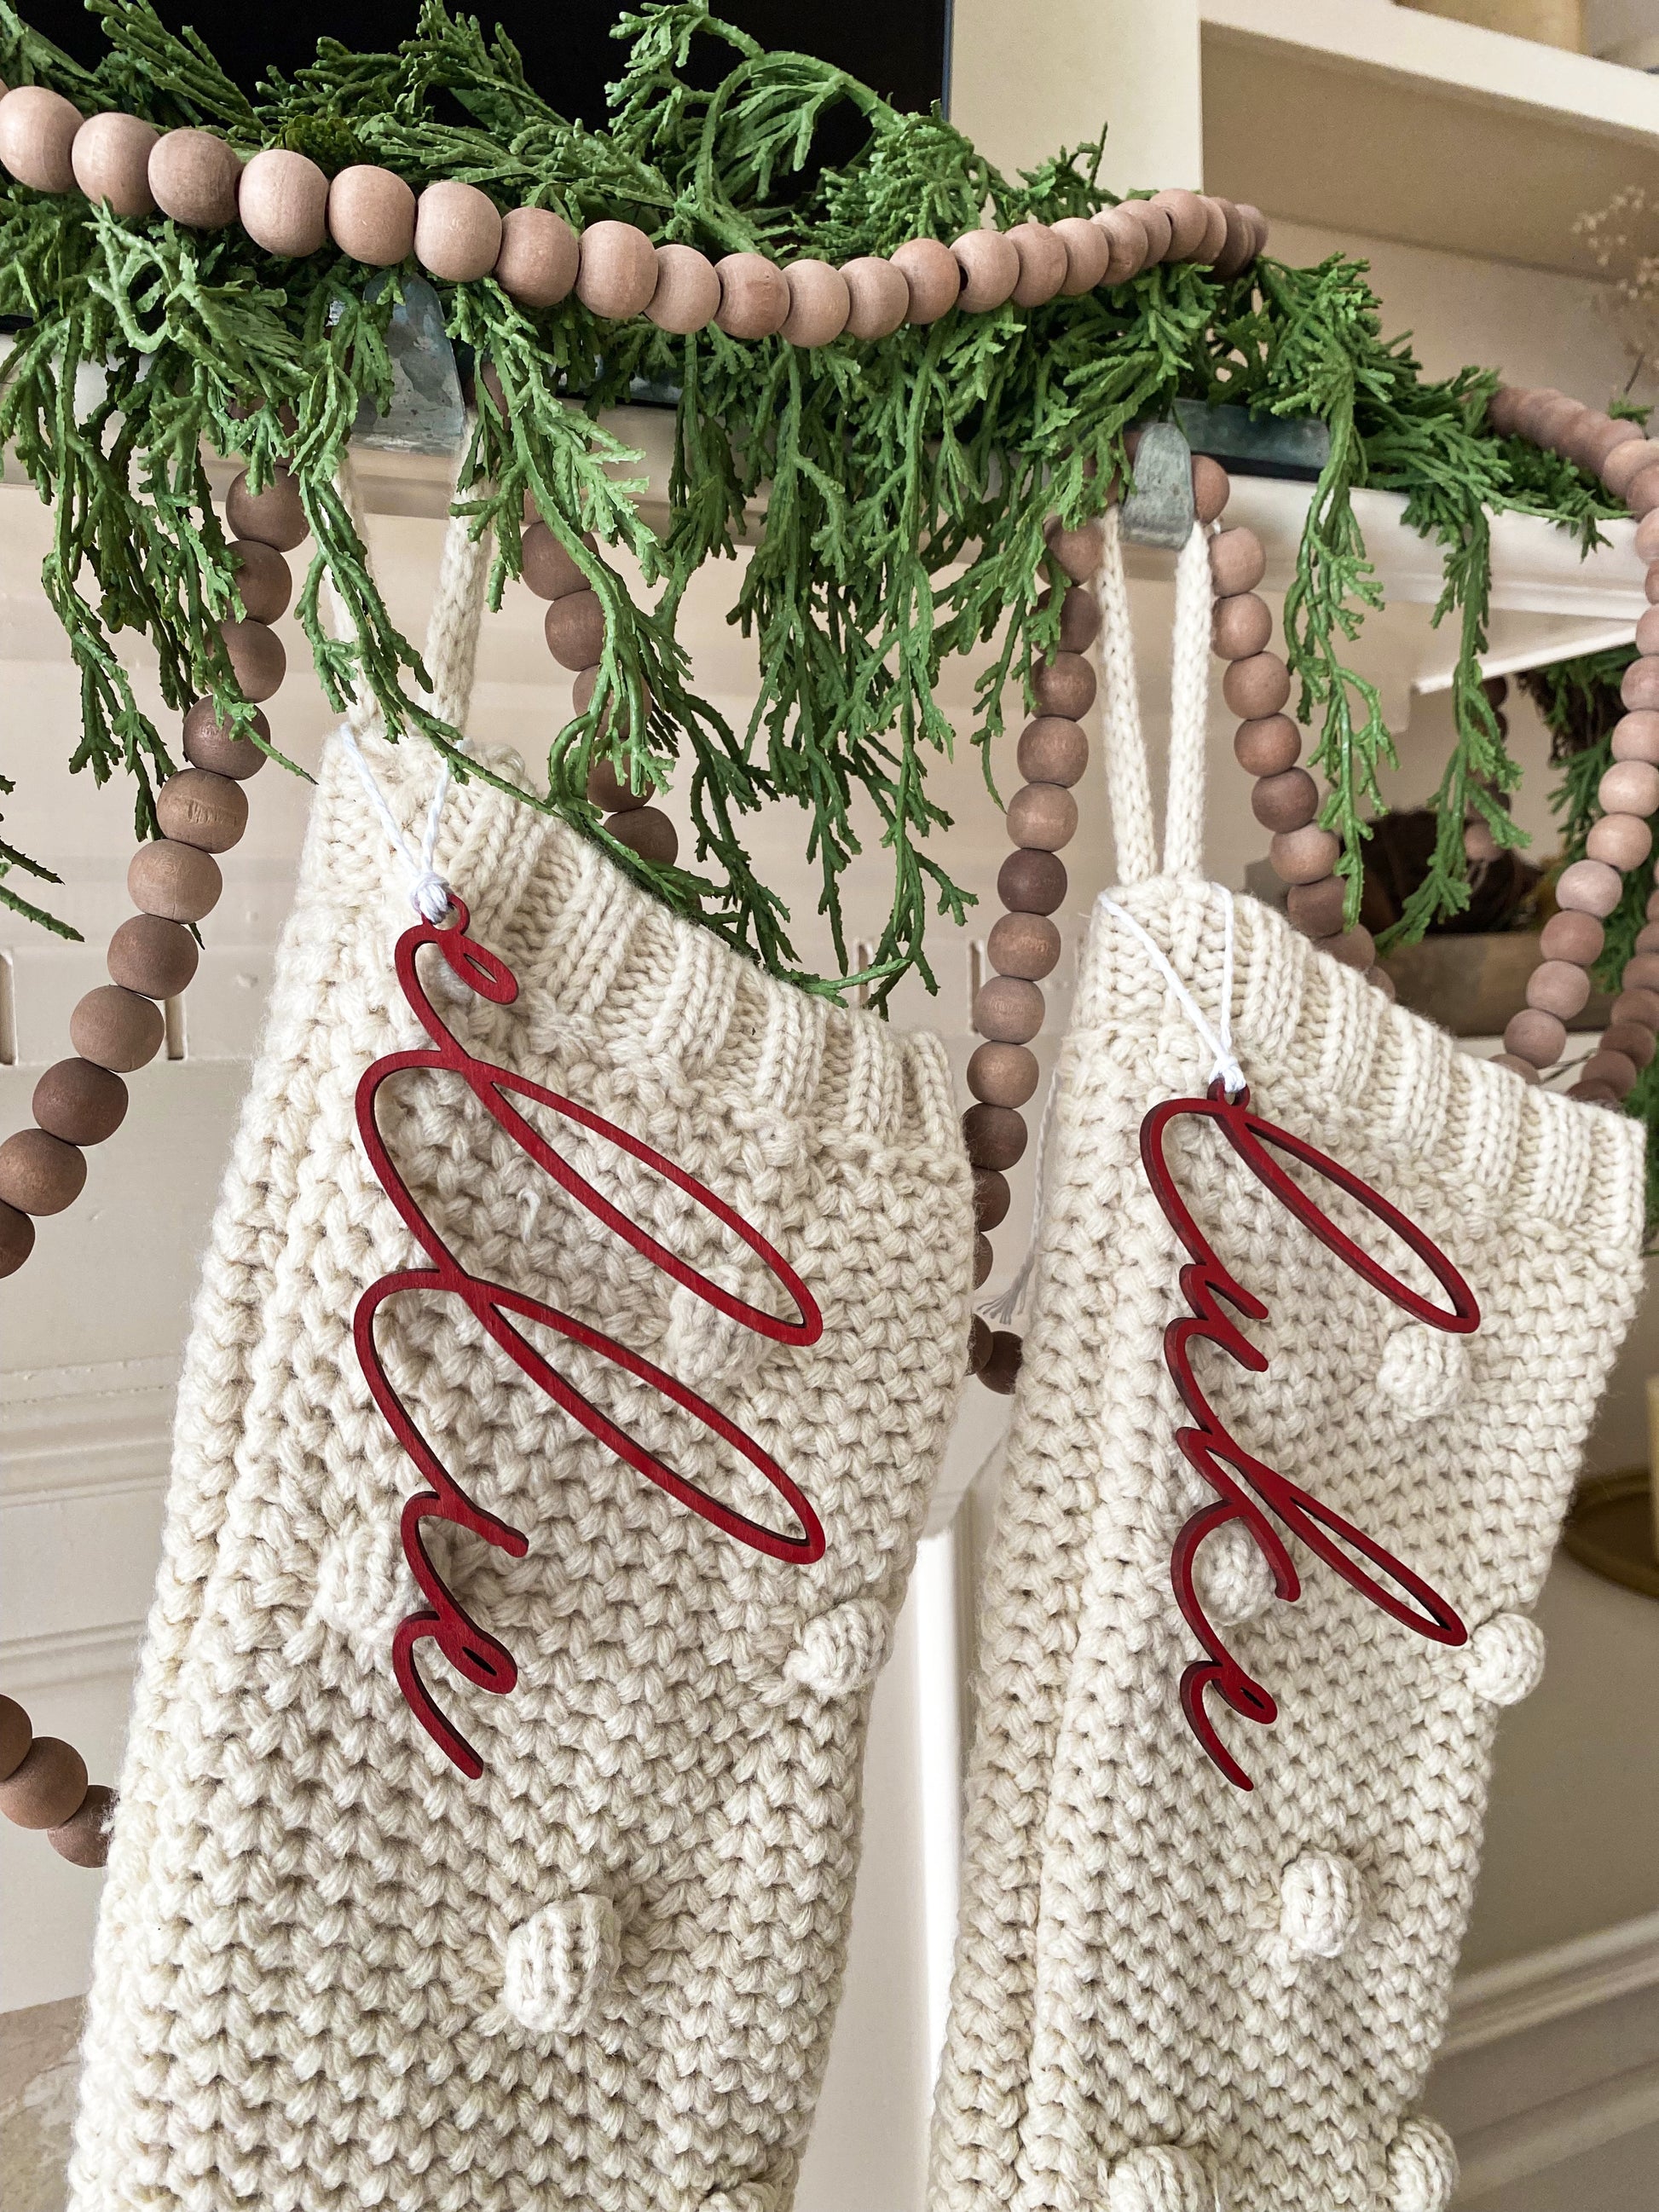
[
  {"x1": 1099, "y1": 886, "x2": 1246, "y2": 1100},
  {"x1": 1104, "y1": 2143, "x2": 1215, "y2": 2212},
  {"x1": 501, "y1": 1894, "x2": 620, "y2": 2035},
  {"x1": 1280, "y1": 1849, "x2": 1370, "y2": 1958},
  {"x1": 1466, "y1": 1614, "x2": 1546, "y2": 1707},
  {"x1": 335, "y1": 725, "x2": 457, "y2": 922},
  {"x1": 1386, "y1": 2118, "x2": 1460, "y2": 2212}
]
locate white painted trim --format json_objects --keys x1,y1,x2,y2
[
  {"x1": 1455, "y1": 2059, "x2": 1659, "y2": 2203},
  {"x1": 0, "y1": 1356, "x2": 176, "y2": 1502},
  {"x1": 1443, "y1": 1911, "x2": 1659, "y2": 2057},
  {"x1": 0, "y1": 1618, "x2": 143, "y2": 1691}
]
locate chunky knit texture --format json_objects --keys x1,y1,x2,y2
[
  {"x1": 69, "y1": 734, "x2": 974, "y2": 2212},
  {"x1": 929, "y1": 876, "x2": 1645, "y2": 2212}
]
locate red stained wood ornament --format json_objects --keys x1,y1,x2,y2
[
  {"x1": 1141, "y1": 1079, "x2": 1479, "y2": 1791},
  {"x1": 354, "y1": 901, "x2": 824, "y2": 1778}
]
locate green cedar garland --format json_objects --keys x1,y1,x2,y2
[{"x1": 0, "y1": 0, "x2": 1627, "y2": 1007}]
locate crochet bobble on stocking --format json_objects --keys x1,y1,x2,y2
[{"x1": 0, "y1": 456, "x2": 286, "y2": 1279}]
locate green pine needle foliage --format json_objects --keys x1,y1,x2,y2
[{"x1": 0, "y1": 0, "x2": 1627, "y2": 1002}]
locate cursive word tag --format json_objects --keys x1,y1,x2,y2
[
  {"x1": 1140, "y1": 1079, "x2": 1480, "y2": 1791},
  {"x1": 352, "y1": 900, "x2": 824, "y2": 1778}
]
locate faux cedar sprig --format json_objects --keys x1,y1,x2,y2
[{"x1": 0, "y1": 0, "x2": 1628, "y2": 1004}]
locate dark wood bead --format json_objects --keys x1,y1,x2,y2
[
  {"x1": 587, "y1": 757, "x2": 649, "y2": 812},
  {"x1": 217, "y1": 618, "x2": 286, "y2": 703},
  {"x1": 968, "y1": 1041, "x2": 1039, "y2": 1106},
  {"x1": 48, "y1": 1782, "x2": 115, "y2": 1868},
  {"x1": 1038, "y1": 584, "x2": 1101, "y2": 653},
  {"x1": 0, "y1": 1695, "x2": 29, "y2": 1781},
  {"x1": 224, "y1": 465, "x2": 307, "y2": 552},
  {"x1": 68, "y1": 985, "x2": 165, "y2": 1072},
  {"x1": 0, "y1": 1198, "x2": 34, "y2": 1278},
  {"x1": 1211, "y1": 526, "x2": 1266, "y2": 597},
  {"x1": 968, "y1": 1314, "x2": 992, "y2": 1376},
  {"x1": 0, "y1": 1129, "x2": 87, "y2": 1215},
  {"x1": 974, "y1": 975, "x2": 1044, "y2": 1043},
  {"x1": 521, "y1": 523, "x2": 590, "y2": 601},
  {"x1": 987, "y1": 910, "x2": 1061, "y2": 980},
  {"x1": 1030, "y1": 651, "x2": 1096, "y2": 719},
  {"x1": 0, "y1": 1735, "x2": 87, "y2": 1828},
  {"x1": 107, "y1": 913, "x2": 199, "y2": 1000},
  {"x1": 1234, "y1": 714, "x2": 1300, "y2": 777},
  {"x1": 182, "y1": 698, "x2": 267, "y2": 779},
  {"x1": 1006, "y1": 782, "x2": 1078, "y2": 852},
  {"x1": 980, "y1": 1329, "x2": 1024, "y2": 1395},
  {"x1": 1251, "y1": 767, "x2": 1319, "y2": 833},
  {"x1": 228, "y1": 538, "x2": 292, "y2": 623},
  {"x1": 973, "y1": 1168, "x2": 1011, "y2": 1231},
  {"x1": 973, "y1": 1233, "x2": 993, "y2": 1288},
  {"x1": 1613, "y1": 987, "x2": 1659, "y2": 1029},
  {"x1": 1538, "y1": 910, "x2": 1603, "y2": 967},
  {"x1": 148, "y1": 128, "x2": 240, "y2": 227},
  {"x1": 1602, "y1": 1020, "x2": 1656, "y2": 1070},
  {"x1": 606, "y1": 806, "x2": 678, "y2": 865},
  {"x1": 129, "y1": 839, "x2": 223, "y2": 922},
  {"x1": 546, "y1": 589, "x2": 606, "y2": 671},
  {"x1": 1044, "y1": 519, "x2": 1104, "y2": 583},
  {"x1": 1212, "y1": 592, "x2": 1272, "y2": 661},
  {"x1": 964, "y1": 1102, "x2": 1027, "y2": 1170},
  {"x1": 1579, "y1": 1048, "x2": 1639, "y2": 1097},
  {"x1": 1223, "y1": 652, "x2": 1292, "y2": 719},
  {"x1": 1285, "y1": 875, "x2": 1346, "y2": 938},
  {"x1": 32, "y1": 1060, "x2": 128, "y2": 1146},
  {"x1": 997, "y1": 847, "x2": 1066, "y2": 915},
  {"x1": 156, "y1": 769, "x2": 248, "y2": 853},
  {"x1": 1017, "y1": 717, "x2": 1089, "y2": 788},
  {"x1": 572, "y1": 665, "x2": 653, "y2": 741},
  {"x1": 1625, "y1": 951, "x2": 1659, "y2": 994},
  {"x1": 1192, "y1": 454, "x2": 1230, "y2": 523},
  {"x1": 1270, "y1": 824, "x2": 1340, "y2": 885}
]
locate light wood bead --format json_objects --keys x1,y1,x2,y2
[
  {"x1": 587, "y1": 757, "x2": 649, "y2": 812},
  {"x1": 964, "y1": 1102, "x2": 1027, "y2": 1171},
  {"x1": 0, "y1": 1696, "x2": 28, "y2": 1782},
  {"x1": 1556, "y1": 858, "x2": 1623, "y2": 916},
  {"x1": 71, "y1": 110, "x2": 158, "y2": 216},
  {"x1": 1530, "y1": 395, "x2": 1588, "y2": 452},
  {"x1": 156, "y1": 768, "x2": 249, "y2": 853},
  {"x1": 107, "y1": 913, "x2": 199, "y2": 1000},
  {"x1": 1611, "y1": 711, "x2": 1659, "y2": 765},
  {"x1": 576, "y1": 220, "x2": 657, "y2": 319},
  {"x1": 130, "y1": 835, "x2": 224, "y2": 924},
  {"x1": 1211, "y1": 199, "x2": 1257, "y2": 279},
  {"x1": 1223, "y1": 652, "x2": 1291, "y2": 719},
  {"x1": 521, "y1": 523, "x2": 589, "y2": 601},
  {"x1": 1647, "y1": 568, "x2": 1659, "y2": 609},
  {"x1": 1586, "y1": 811, "x2": 1652, "y2": 869},
  {"x1": 997, "y1": 847, "x2": 1066, "y2": 915},
  {"x1": 973, "y1": 1168, "x2": 1011, "y2": 1231},
  {"x1": 714, "y1": 251, "x2": 790, "y2": 339},
  {"x1": 1117, "y1": 198, "x2": 1174, "y2": 266},
  {"x1": 1211, "y1": 528, "x2": 1268, "y2": 599},
  {"x1": 0, "y1": 84, "x2": 82, "y2": 193},
  {"x1": 974, "y1": 975, "x2": 1044, "y2": 1043},
  {"x1": 1044, "y1": 519, "x2": 1104, "y2": 583},
  {"x1": 149, "y1": 129, "x2": 240, "y2": 228},
  {"x1": 1585, "y1": 417, "x2": 1644, "y2": 471},
  {"x1": 1504, "y1": 1007, "x2": 1567, "y2": 1066},
  {"x1": 33, "y1": 1059, "x2": 127, "y2": 1146},
  {"x1": 1017, "y1": 716, "x2": 1088, "y2": 786},
  {"x1": 1526, "y1": 959, "x2": 1592, "y2": 1019},
  {"x1": 1286, "y1": 875, "x2": 1345, "y2": 937},
  {"x1": 1599, "y1": 759, "x2": 1659, "y2": 818},
  {"x1": 225, "y1": 466, "x2": 307, "y2": 552},
  {"x1": 1637, "y1": 921, "x2": 1659, "y2": 954},
  {"x1": 987, "y1": 910, "x2": 1061, "y2": 980},
  {"x1": 1007, "y1": 220, "x2": 1069, "y2": 304},
  {"x1": 1148, "y1": 188, "x2": 1210, "y2": 259},
  {"x1": 1192, "y1": 455, "x2": 1230, "y2": 524},
  {"x1": 1043, "y1": 216, "x2": 1104, "y2": 295},
  {"x1": 70, "y1": 985, "x2": 164, "y2": 1072},
  {"x1": 951, "y1": 228, "x2": 1020, "y2": 312},
  {"x1": 1621, "y1": 659, "x2": 1659, "y2": 713},
  {"x1": 545, "y1": 590, "x2": 605, "y2": 672},
  {"x1": 779, "y1": 258, "x2": 849, "y2": 345},
  {"x1": 182, "y1": 697, "x2": 267, "y2": 779},
  {"x1": 839, "y1": 257, "x2": 909, "y2": 339},
  {"x1": 1006, "y1": 782, "x2": 1077, "y2": 852},
  {"x1": 414, "y1": 180, "x2": 501, "y2": 281},
  {"x1": 1625, "y1": 951, "x2": 1659, "y2": 993},
  {"x1": 1234, "y1": 713, "x2": 1300, "y2": 777},
  {"x1": 1486, "y1": 386, "x2": 1529, "y2": 436},
  {"x1": 1613, "y1": 986, "x2": 1659, "y2": 1028},
  {"x1": 327, "y1": 165, "x2": 416, "y2": 266},
  {"x1": 1649, "y1": 886, "x2": 1659, "y2": 921},
  {"x1": 1039, "y1": 585, "x2": 1101, "y2": 654},
  {"x1": 1603, "y1": 437, "x2": 1659, "y2": 499},
  {"x1": 980, "y1": 1330, "x2": 1024, "y2": 1395},
  {"x1": 892, "y1": 237, "x2": 961, "y2": 324},
  {"x1": 973, "y1": 1233, "x2": 993, "y2": 1288},
  {"x1": 0, "y1": 1736, "x2": 87, "y2": 1828},
  {"x1": 0, "y1": 1128, "x2": 85, "y2": 1215},
  {"x1": 48, "y1": 1782, "x2": 114, "y2": 1868},
  {"x1": 238, "y1": 148, "x2": 328, "y2": 257},
  {"x1": 1627, "y1": 465, "x2": 1659, "y2": 518},
  {"x1": 606, "y1": 806, "x2": 678, "y2": 865},
  {"x1": 1464, "y1": 817, "x2": 1500, "y2": 866},
  {"x1": 1603, "y1": 1020, "x2": 1657, "y2": 1069},
  {"x1": 1509, "y1": 387, "x2": 1567, "y2": 441},
  {"x1": 1251, "y1": 767, "x2": 1318, "y2": 833},
  {"x1": 1192, "y1": 197, "x2": 1229, "y2": 265},
  {"x1": 1212, "y1": 592, "x2": 1272, "y2": 660},
  {"x1": 1634, "y1": 514, "x2": 1659, "y2": 569},
  {"x1": 0, "y1": 1198, "x2": 33, "y2": 1276},
  {"x1": 1030, "y1": 652, "x2": 1095, "y2": 719},
  {"x1": 218, "y1": 617, "x2": 286, "y2": 702},
  {"x1": 227, "y1": 539, "x2": 292, "y2": 625},
  {"x1": 1580, "y1": 1048, "x2": 1639, "y2": 1097},
  {"x1": 1538, "y1": 910, "x2": 1602, "y2": 967},
  {"x1": 968, "y1": 1040, "x2": 1039, "y2": 1106},
  {"x1": 494, "y1": 205, "x2": 579, "y2": 306},
  {"x1": 1093, "y1": 204, "x2": 1149, "y2": 284},
  {"x1": 1270, "y1": 823, "x2": 1340, "y2": 885},
  {"x1": 968, "y1": 1314, "x2": 992, "y2": 1377},
  {"x1": 1491, "y1": 1053, "x2": 1541, "y2": 1083}
]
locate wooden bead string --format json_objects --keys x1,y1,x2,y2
[
  {"x1": 0, "y1": 81, "x2": 1268, "y2": 336},
  {"x1": 0, "y1": 1692, "x2": 113, "y2": 1868}
]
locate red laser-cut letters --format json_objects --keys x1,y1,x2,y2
[
  {"x1": 1141, "y1": 1080, "x2": 1480, "y2": 1791},
  {"x1": 353, "y1": 902, "x2": 824, "y2": 1777}
]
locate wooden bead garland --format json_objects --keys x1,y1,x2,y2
[{"x1": 0, "y1": 1692, "x2": 113, "y2": 1866}]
